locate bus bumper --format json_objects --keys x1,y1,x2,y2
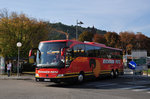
[{"x1": 35, "y1": 77, "x2": 76, "y2": 83}]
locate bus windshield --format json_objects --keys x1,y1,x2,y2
[{"x1": 36, "y1": 42, "x2": 66, "y2": 68}]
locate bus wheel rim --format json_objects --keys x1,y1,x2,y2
[
  {"x1": 116, "y1": 71, "x2": 118, "y2": 76},
  {"x1": 78, "y1": 74, "x2": 83, "y2": 82},
  {"x1": 111, "y1": 71, "x2": 114, "y2": 77}
]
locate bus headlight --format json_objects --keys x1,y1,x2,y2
[
  {"x1": 35, "y1": 74, "x2": 39, "y2": 77},
  {"x1": 57, "y1": 74, "x2": 64, "y2": 77}
]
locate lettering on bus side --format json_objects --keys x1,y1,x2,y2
[
  {"x1": 103, "y1": 59, "x2": 121, "y2": 64},
  {"x1": 115, "y1": 60, "x2": 121, "y2": 64},
  {"x1": 103, "y1": 59, "x2": 114, "y2": 64},
  {"x1": 38, "y1": 71, "x2": 58, "y2": 73}
]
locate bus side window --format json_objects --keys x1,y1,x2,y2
[
  {"x1": 110, "y1": 49, "x2": 114, "y2": 59},
  {"x1": 119, "y1": 51, "x2": 123, "y2": 59},
  {"x1": 85, "y1": 45, "x2": 95, "y2": 57},
  {"x1": 99, "y1": 49, "x2": 103, "y2": 58},
  {"x1": 73, "y1": 45, "x2": 78, "y2": 58},
  {"x1": 116, "y1": 50, "x2": 122, "y2": 59},
  {"x1": 100, "y1": 48, "x2": 107, "y2": 58},
  {"x1": 67, "y1": 41, "x2": 73, "y2": 47},
  {"x1": 95, "y1": 46, "x2": 101, "y2": 58},
  {"x1": 78, "y1": 44, "x2": 85, "y2": 57},
  {"x1": 73, "y1": 44, "x2": 85, "y2": 57}
]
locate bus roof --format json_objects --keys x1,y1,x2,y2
[
  {"x1": 40, "y1": 40, "x2": 68, "y2": 43},
  {"x1": 84, "y1": 41, "x2": 122, "y2": 51},
  {"x1": 40, "y1": 40, "x2": 122, "y2": 51}
]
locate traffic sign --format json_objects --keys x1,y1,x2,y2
[{"x1": 128, "y1": 61, "x2": 137, "y2": 70}]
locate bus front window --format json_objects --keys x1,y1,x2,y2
[{"x1": 36, "y1": 42, "x2": 66, "y2": 68}]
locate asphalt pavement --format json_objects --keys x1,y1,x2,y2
[{"x1": 1, "y1": 74, "x2": 150, "y2": 99}]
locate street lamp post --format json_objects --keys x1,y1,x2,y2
[
  {"x1": 16, "y1": 42, "x2": 22, "y2": 77},
  {"x1": 76, "y1": 20, "x2": 83, "y2": 40}
]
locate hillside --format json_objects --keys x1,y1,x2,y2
[{"x1": 48, "y1": 22, "x2": 107, "y2": 40}]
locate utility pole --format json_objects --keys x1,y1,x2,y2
[{"x1": 76, "y1": 20, "x2": 83, "y2": 40}]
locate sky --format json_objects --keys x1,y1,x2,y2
[{"x1": 0, "y1": 0, "x2": 150, "y2": 37}]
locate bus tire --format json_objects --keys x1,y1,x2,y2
[
  {"x1": 115, "y1": 70, "x2": 119, "y2": 78},
  {"x1": 54, "y1": 81, "x2": 61, "y2": 84},
  {"x1": 110, "y1": 70, "x2": 115, "y2": 78},
  {"x1": 35, "y1": 78, "x2": 40, "y2": 82},
  {"x1": 78, "y1": 73, "x2": 84, "y2": 83}
]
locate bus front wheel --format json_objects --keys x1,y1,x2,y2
[{"x1": 78, "y1": 73, "x2": 84, "y2": 83}]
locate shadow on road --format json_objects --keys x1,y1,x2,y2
[{"x1": 43, "y1": 75, "x2": 150, "y2": 90}]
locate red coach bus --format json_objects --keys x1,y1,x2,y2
[{"x1": 29, "y1": 40, "x2": 123, "y2": 83}]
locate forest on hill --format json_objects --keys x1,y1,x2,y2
[{"x1": 48, "y1": 22, "x2": 107, "y2": 40}]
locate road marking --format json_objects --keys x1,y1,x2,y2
[
  {"x1": 85, "y1": 83, "x2": 102, "y2": 86},
  {"x1": 125, "y1": 80, "x2": 150, "y2": 85},
  {"x1": 95, "y1": 83, "x2": 118, "y2": 87},
  {"x1": 84, "y1": 83, "x2": 118, "y2": 87},
  {"x1": 147, "y1": 92, "x2": 150, "y2": 94},
  {"x1": 120, "y1": 86, "x2": 145, "y2": 90},
  {"x1": 132, "y1": 88, "x2": 150, "y2": 92},
  {"x1": 137, "y1": 81, "x2": 147, "y2": 82},
  {"x1": 85, "y1": 82, "x2": 114, "y2": 86}
]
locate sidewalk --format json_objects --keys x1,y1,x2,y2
[{"x1": 0, "y1": 73, "x2": 34, "y2": 80}]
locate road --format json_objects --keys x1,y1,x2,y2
[{"x1": 0, "y1": 75, "x2": 150, "y2": 99}]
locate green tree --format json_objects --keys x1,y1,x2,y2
[{"x1": 0, "y1": 9, "x2": 51, "y2": 58}]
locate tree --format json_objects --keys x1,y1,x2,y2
[
  {"x1": 147, "y1": 37, "x2": 150, "y2": 56},
  {"x1": 135, "y1": 33, "x2": 148, "y2": 50},
  {"x1": 78, "y1": 31, "x2": 94, "y2": 42},
  {"x1": 126, "y1": 44, "x2": 133, "y2": 54},
  {"x1": 0, "y1": 9, "x2": 51, "y2": 58},
  {"x1": 104, "y1": 32, "x2": 121, "y2": 48},
  {"x1": 119, "y1": 32, "x2": 136, "y2": 54},
  {"x1": 135, "y1": 33, "x2": 150, "y2": 55},
  {"x1": 91, "y1": 26, "x2": 96, "y2": 35},
  {"x1": 93, "y1": 34, "x2": 106, "y2": 44}
]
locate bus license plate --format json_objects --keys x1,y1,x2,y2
[{"x1": 44, "y1": 79, "x2": 51, "y2": 81}]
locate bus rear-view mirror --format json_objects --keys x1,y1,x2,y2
[
  {"x1": 29, "y1": 56, "x2": 36, "y2": 64},
  {"x1": 29, "y1": 48, "x2": 41, "y2": 64}
]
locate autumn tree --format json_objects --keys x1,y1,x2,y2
[
  {"x1": 147, "y1": 37, "x2": 150, "y2": 56},
  {"x1": 78, "y1": 31, "x2": 94, "y2": 42},
  {"x1": 104, "y1": 32, "x2": 121, "y2": 48},
  {"x1": 135, "y1": 33, "x2": 150, "y2": 55},
  {"x1": 93, "y1": 34, "x2": 106, "y2": 44},
  {"x1": 0, "y1": 9, "x2": 51, "y2": 58},
  {"x1": 135, "y1": 33, "x2": 148, "y2": 50},
  {"x1": 119, "y1": 31, "x2": 136, "y2": 54}
]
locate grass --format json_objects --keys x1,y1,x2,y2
[
  {"x1": 22, "y1": 71, "x2": 35, "y2": 75},
  {"x1": 0, "y1": 71, "x2": 35, "y2": 76},
  {"x1": 143, "y1": 69, "x2": 150, "y2": 74}
]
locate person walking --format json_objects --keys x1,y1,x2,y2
[{"x1": 7, "y1": 61, "x2": 12, "y2": 77}]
